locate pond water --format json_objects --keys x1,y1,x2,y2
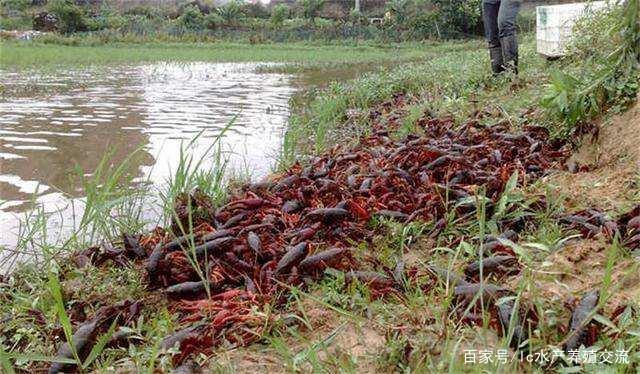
[{"x1": 0, "y1": 61, "x2": 373, "y2": 250}]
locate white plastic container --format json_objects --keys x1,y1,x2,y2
[{"x1": 536, "y1": 1, "x2": 608, "y2": 57}]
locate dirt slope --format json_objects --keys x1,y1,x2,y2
[
  {"x1": 550, "y1": 96, "x2": 640, "y2": 211},
  {"x1": 534, "y1": 97, "x2": 640, "y2": 314}
]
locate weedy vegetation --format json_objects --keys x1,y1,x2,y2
[{"x1": 542, "y1": 0, "x2": 640, "y2": 137}]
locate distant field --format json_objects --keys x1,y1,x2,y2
[{"x1": 0, "y1": 40, "x2": 448, "y2": 67}]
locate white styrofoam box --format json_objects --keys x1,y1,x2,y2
[{"x1": 536, "y1": 1, "x2": 608, "y2": 57}]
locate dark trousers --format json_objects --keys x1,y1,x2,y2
[{"x1": 482, "y1": 0, "x2": 521, "y2": 74}]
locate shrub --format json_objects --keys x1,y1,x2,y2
[
  {"x1": 48, "y1": 0, "x2": 88, "y2": 34},
  {"x1": 0, "y1": 14, "x2": 31, "y2": 30},
  {"x1": 517, "y1": 9, "x2": 536, "y2": 34},
  {"x1": 313, "y1": 17, "x2": 333, "y2": 28},
  {"x1": 123, "y1": 5, "x2": 161, "y2": 19},
  {"x1": 282, "y1": 17, "x2": 310, "y2": 28},
  {"x1": 432, "y1": 0, "x2": 482, "y2": 36},
  {"x1": 243, "y1": 2, "x2": 269, "y2": 18},
  {"x1": 349, "y1": 9, "x2": 366, "y2": 25},
  {"x1": 217, "y1": 0, "x2": 244, "y2": 25},
  {"x1": 177, "y1": 4, "x2": 204, "y2": 31},
  {"x1": 204, "y1": 12, "x2": 224, "y2": 29},
  {"x1": 408, "y1": 11, "x2": 439, "y2": 39},
  {"x1": 321, "y1": 3, "x2": 347, "y2": 20},
  {"x1": 385, "y1": 0, "x2": 411, "y2": 25},
  {"x1": 120, "y1": 14, "x2": 158, "y2": 35},
  {"x1": 270, "y1": 3, "x2": 289, "y2": 26},
  {"x1": 92, "y1": 3, "x2": 127, "y2": 31}
]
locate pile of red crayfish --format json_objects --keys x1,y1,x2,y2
[
  {"x1": 559, "y1": 206, "x2": 640, "y2": 248},
  {"x1": 44, "y1": 84, "x2": 640, "y2": 372},
  {"x1": 60, "y1": 97, "x2": 625, "y2": 371},
  {"x1": 130, "y1": 112, "x2": 571, "y2": 362}
]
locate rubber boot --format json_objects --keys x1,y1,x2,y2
[
  {"x1": 489, "y1": 46, "x2": 505, "y2": 76},
  {"x1": 500, "y1": 34, "x2": 519, "y2": 75}
]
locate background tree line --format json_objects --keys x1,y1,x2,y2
[{"x1": 1, "y1": 0, "x2": 538, "y2": 42}]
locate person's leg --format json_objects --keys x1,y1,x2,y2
[
  {"x1": 497, "y1": 0, "x2": 521, "y2": 74},
  {"x1": 482, "y1": 0, "x2": 503, "y2": 75}
]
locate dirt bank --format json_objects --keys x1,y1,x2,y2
[
  {"x1": 525, "y1": 97, "x2": 640, "y2": 319},
  {"x1": 550, "y1": 96, "x2": 640, "y2": 211}
]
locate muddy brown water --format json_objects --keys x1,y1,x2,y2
[{"x1": 0, "y1": 61, "x2": 376, "y2": 250}]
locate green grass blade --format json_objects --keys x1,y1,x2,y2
[
  {"x1": 0, "y1": 345, "x2": 15, "y2": 374},
  {"x1": 82, "y1": 317, "x2": 119, "y2": 369},
  {"x1": 47, "y1": 271, "x2": 81, "y2": 366}
]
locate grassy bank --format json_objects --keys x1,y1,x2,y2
[
  {"x1": 281, "y1": 0, "x2": 639, "y2": 162},
  {"x1": 280, "y1": 35, "x2": 545, "y2": 165}
]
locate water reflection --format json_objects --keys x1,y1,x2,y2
[{"x1": 0, "y1": 62, "x2": 296, "y2": 246}]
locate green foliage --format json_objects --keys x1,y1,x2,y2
[
  {"x1": 379, "y1": 0, "x2": 482, "y2": 39},
  {"x1": 217, "y1": 0, "x2": 244, "y2": 25},
  {"x1": 242, "y1": 1, "x2": 269, "y2": 18},
  {"x1": 204, "y1": 12, "x2": 224, "y2": 29},
  {"x1": 123, "y1": 5, "x2": 162, "y2": 19},
  {"x1": 313, "y1": 17, "x2": 333, "y2": 28},
  {"x1": 0, "y1": 14, "x2": 31, "y2": 30},
  {"x1": 516, "y1": 9, "x2": 536, "y2": 34},
  {"x1": 48, "y1": 0, "x2": 88, "y2": 34},
  {"x1": 1, "y1": 0, "x2": 30, "y2": 13},
  {"x1": 431, "y1": 0, "x2": 482, "y2": 36},
  {"x1": 567, "y1": 4, "x2": 628, "y2": 61},
  {"x1": 282, "y1": 40, "x2": 488, "y2": 156},
  {"x1": 407, "y1": 10, "x2": 439, "y2": 39},
  {"x1": 542, "y1": 0, "x2": 639, "y2": 137},
  {"x1": 176, "y1": 4, "x2": 204, "y2": 31},
  {"x1": 1, "y1": 41, "x2": 426, "y2": 66},
  {"x1": 0, "y1": 346, "x2": 13, "y2": 374},
  {"x1": 297, "y1": 0, "x2": 325, "y2": 20},
  {"x1": 0, "y1": 0, "x2": 503, "y2": 42},
  {"x1": 349, "y1": 9, "x2": 366, "y2": 25},
  {"x1": 0, "y1": 0, "x2": 31, "y2": 32},
  {"x1": 271, "y1": 3, "x2": 290, "y2": 26},
  {"x1": 91, "y1": 3, "x2": 124, "y2": 31},
  {"x1": 385, "y1": 0, "x2": 411, "y2": 25}
]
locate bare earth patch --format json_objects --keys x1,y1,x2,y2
[
  {"x1": 211, "y1": 295, "x2": 386, "y2": 372},
  {"x1": 534, "y1": 98, "x2": 640, "y2": 313},
  {"x1": 515, "y1": 238, "x2": 640, "y2": 315},
  {"x1": 549, "y1": 97, "x2": 640, "y2": 212}
]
